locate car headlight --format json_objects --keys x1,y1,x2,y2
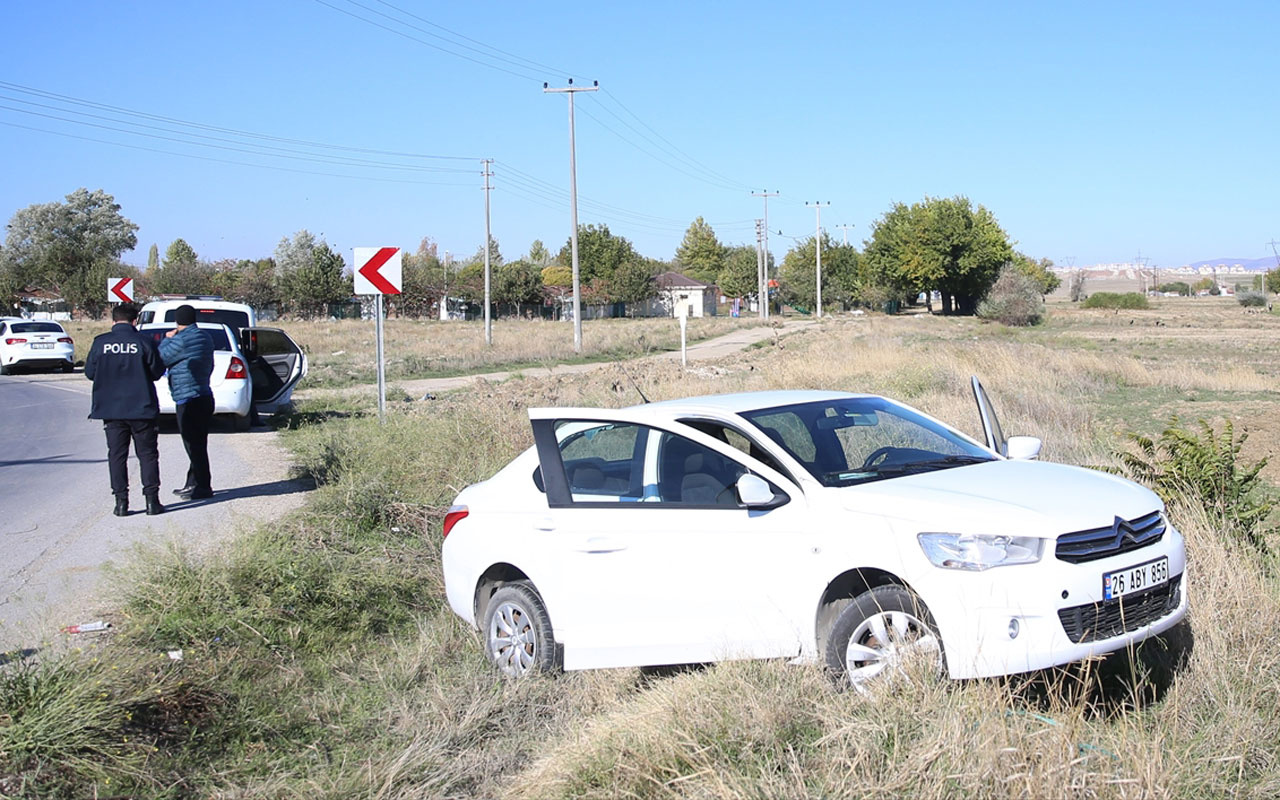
[{"x1": 917, "y1": 533, "x2": 1044, "y2": 571}]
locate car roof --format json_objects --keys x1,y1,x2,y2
[
  {"x1": 631, "y1": 390, "x2": 871, "y2": 416},
  {"x1": 141, "y1": 298, "x2": 251, "y2": 312}
]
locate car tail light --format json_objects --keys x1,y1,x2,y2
[
  {"x1": 5, "y1": 338, "x2": 26, "y2": 345},
  {"x1": 442, "y1": 505, "x2": 469, "y2": 538},
  {"x1": 225, "y1": 356, "x2": 247, "y2": 379},
  {"x1": 58, "y1": 337, "x2": 73, "y2": 344}
]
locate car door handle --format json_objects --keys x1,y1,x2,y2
[{"x1": 578, "y1": 536, "x2": 627, "y2": 553}]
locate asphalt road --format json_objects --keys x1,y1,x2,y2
[{"x1": 0, "y1": 368, "x2": 313, "y2": 652}]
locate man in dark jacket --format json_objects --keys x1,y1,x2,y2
[
  {"x1": 85, "y1": 302, "x2": 167, "y2": 516},
  {"x1": 159, "y1": 305, "x2": 216, "y2": 500}
]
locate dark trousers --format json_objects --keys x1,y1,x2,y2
[
  {"x1": 175, "y1": 394, "x2": 214, "y2": 492},
  {"x1": 104, "y1": 418, "x2": 160, "y2": 498}
]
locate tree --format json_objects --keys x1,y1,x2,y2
[
  {"x1": 557, "y1": 224, "x2": 638, "y2": 284},
  {"x1": 1158, "y1": 281, "x2": 1192, "y2": 296},
  {"x1": 147, "y1": 238, "x2": 214, "y2": 295},
  {"x1": 147, "y1": 243, "x2": 159, "y2": 271},
  {"x1": 280, "y1": 238, "x2": 351, "y2": 318},
  {"x1": 494, "y1": 260, "x2": 545, "y2": 306},
  {"x1": 717, "y1": 244, "x2": 762, "y2": 300},
  {"x1": 399, "y1": 237, "x2": 443, "y2": 317},
  {"x1": 471, "y1": 235, "x2": 504, "y2": 269},
  {"x1": 541, "y1": 265, "x2": 572, "y2": 287},
  {"x1": 1010, "y1": 252, "x2": 1061, "y2": 295},
  {"x1": 977, "y1": 265, "x2": 1045, "y2": 326},
  {"x1": 527, "y1": 239, "x2": 551, "y2": 268},
  {"x1": 2, "y1": 188, "x2": 138, "y2": 313},
  {"x1": 674, "y1": 217, "x2": 725, "y2": 284},
  {"x1": 1068, "y1": 270, "x2": 1087, "y2": 302},
  {"x1": 864, "y1": 196, "x2": 1013, "y2": 314},
  {"x1": 602, "y1": 259, "x2": 656, "y2": 306},
  {"x1": 273, "y1": 230, "x2": 320, "y2": 279}
]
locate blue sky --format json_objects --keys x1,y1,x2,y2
[{"x1": 3, "y1": 1, "x2": 1277, "y2": 270}]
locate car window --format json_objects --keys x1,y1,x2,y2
[
  {"x1": 678, "y1": 418, "x2": 794, "y2": 484},
  {"x1": 746, "y1": 411, "x2": 817, "y2": 463},
  {"x1": 655, "y1": 431, "x2": 748, "y2": 506},
  {"x1": 143, "y1": 327, "x2": 232, "y2": 351},
  {"x1": 10, "y1": 322, "x2": 64, "y2": 333},
  {"x1": 555, "y1": 422, "x2": 646, "y2": 501},
  {"x1": 162, "y1": 308, "x2": 250, "y2": 330}
]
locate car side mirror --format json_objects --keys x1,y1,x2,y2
[
  {"x1": 737, "y1": 473, "x2": 787, "y2": 509},
  {"x1": 1005, "y1": 436, "x2": 1042, "y2": 460}
]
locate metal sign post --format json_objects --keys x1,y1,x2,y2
[
  {"x1": 354, "y1": 247, "x2": 403, "y2": 425},
  {"x1": 679, "y1": 306, "x2": 689, "y2": 367}
]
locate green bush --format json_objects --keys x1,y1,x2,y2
[
  {"x1": 1081, "y1": 292, "x2": 1150, "y2": 310},
  {"x1": 1111, "y1": 417, "x2": 1273, "y2": 558},
  {"x1": 977, "y1": 265, "x2": 1045, "y2": 326},
  {"x1": 1238, "y1": 291, "x2": 1266, "y2": 307}
]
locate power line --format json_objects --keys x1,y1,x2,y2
[{"x1": 0, "y1": 80, "x2": 476, "y2": 160}]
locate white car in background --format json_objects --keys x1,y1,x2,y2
[
  {"x1": 0, "y1": 318, "x2": 75, "y2": 374},
  {"x1": 140, "y1": 322, "x2": 307, "y2": 431},
  {"x1": 139, "y1": 297, "x2": 256, "y2": 331},
  {"x1": 442, "y1": 379, "x2": 1187, "y2": 688}
]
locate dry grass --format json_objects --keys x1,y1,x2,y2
[{"x1": 13, "y1": 298, "x2": 1280, "y2": 798}]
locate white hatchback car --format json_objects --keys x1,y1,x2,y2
[
  {"x1": 0, "y1": 318, "x2": 75, "y2": 374},
  {"x1": 140, "y1": 322, "x2": 307, "y2": 431},
  {"x1": 442, "y1": 380, "x2": 1188, "y2": 686}
]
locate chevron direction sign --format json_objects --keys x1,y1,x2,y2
[
  {"x1": 354, "y1": 247, "x2": 403, "y2": 295},
  {"x1": 108, "y1": 277, "x2": 134, "y2": 303}
]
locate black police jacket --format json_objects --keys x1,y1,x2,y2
[{"x1": 84, "y1": 322, "x2": 166, "y2": 420}]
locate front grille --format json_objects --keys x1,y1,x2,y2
[
  {"x1": 1055, "y1": 511, "x2": 1165, "y2": 563},
  {"x1": 1057, "y1": 575, "x2": 1182, "y2": 644}
]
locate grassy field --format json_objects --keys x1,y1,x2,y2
[
  {"x1": 59, "y1": 315, "x2": 768, "y2": 388},
  {"x1": 5, "y1": 298, "x2": 1280, "y2": 798}
]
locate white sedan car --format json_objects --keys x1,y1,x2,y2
[
  {"x1": 141, "y1": 322, "x2": 252, "y2": 429},
  {"x1": 0, "y1": 318, "x2": 75, "y2": 374},
  {"x1": 442, "y1": 379, "x2": 1187, "y2": 687}
]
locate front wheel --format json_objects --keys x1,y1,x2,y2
[
  {"x1": 483, "y1": 582, "x2": 559, "y2": 677},
  {"x1": 824, "y1": 585, "x2": 944, "y2": 691}
]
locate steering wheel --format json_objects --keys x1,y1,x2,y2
[{"x1": 860, "y1": 446, "x2": 899, "y2": 470}]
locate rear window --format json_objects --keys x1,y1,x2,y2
[
  {"x1": 145, "y1": 327, "x2": 232, "y2": 351},
  {"x1": 9, "y1": 322, "x2": 64, "y2": 333},
  {"x1": 161, "y1": 308, "x2": 249, "y2": 330}
]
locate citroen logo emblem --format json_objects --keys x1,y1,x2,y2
[{"x1": 1112, "y1": 516, "x2": 1134, "y2": 548}]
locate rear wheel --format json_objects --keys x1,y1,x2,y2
[
  {"x1": 0, "y1": 364, "x2": 10, "y2": 376},
  {"x1": 825, "y1": 585, "x2": 944, "y2": 691},
  {"x1": 483, "y1": 582, "x2": 559, "y2": 677},
  {"x1": 61, "y1": 362, "x2": 74, "y2": 373}
]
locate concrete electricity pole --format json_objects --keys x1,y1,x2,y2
[
  {"x1": 806, "y1": 201, "x2": 830, "y2": 317},
  {"x1": 440, "y1": 250, "x2": 452, "y2": 321},
  {"x1": 482, "y1": 159, "x2": 493, "y2": 345},
  {"x1": 752, "y1": 190, "x2": 778, "y2": 319},
  {"x1": 754, "y1": 219, "x2": 765, "y2": 318},
  {"x1": 544, "y1": 79, "x2": 599, "y2": 352},
  {"x1": 834, "y1": 223, "x2": 854, "y2": 246}
]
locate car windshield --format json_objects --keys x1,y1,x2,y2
[
  {"x1": 9, "y1": 322, "x2": 64, "y2": 333},
  {"x1": 740, "y1": 397, "x2": 994, "y2": 487}
]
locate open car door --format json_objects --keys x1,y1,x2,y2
[
  {"x1": 970, "y1": 376, "x2": 1007, "y2": 457},
  {"x1": 240, "y1": 327, "x2": 308, "y2": 414}
]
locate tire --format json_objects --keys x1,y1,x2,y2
[
  {"x1": 61, "y1": 362, "x2": 74, "y2": 373},
  {"x1": 0, "y1": 364, "x2": 10, "y2": 376},
  {"x1": 824, "y1": 585, "x2": 944, "y2": 691},
  {"x1": 482, "y1": 582, "x2": 559, "y2": 677}
]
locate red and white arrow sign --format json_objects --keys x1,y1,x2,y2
[
  {"x1": 353, "y1": 247, "x2": 403, "y2": 295},
  {"x1": 108, "y1": 277, "x2": 134, "y2": 303}
]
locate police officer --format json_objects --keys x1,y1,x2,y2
[
  {"x1": 85, "y1": 302, "x2": 166, "y2": 516},
  {"x1": 159, "y1": 304, "x2": 215, "y2": 500}
]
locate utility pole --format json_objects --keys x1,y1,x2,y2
[
  {"x1": 806, "y1": 201, "x2": 830, "y2": 317},
  {"x1": 834, "y1": 223, "x2": 854, "y2": 246},
  {"x1": 482, "y1": 158, "x2": 493, "y2": 345},
  {"x1": 752, "y1": 190, "x2": 778, "y2": 319},
  {"x1": 754, "y1": 219, "x2": 765, "y2": 318},
  {"x1": 1266, "y1": 240, "x2": 1280, "y2": 295},
  {"x1": 544, "y1": 79, "x2": 599, "y2": 352}
]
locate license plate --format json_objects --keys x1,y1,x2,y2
[
  {"x1": 31, "y1": 342, "x2": 54, "y2": 349},
  {"x1": 1103, "y1": 556, "x2": 1169, "y2": 600}
]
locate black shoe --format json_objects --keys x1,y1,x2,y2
[
  {"x1": 113, "y1": 497, "x2": 129, "y2": 517},
  {"x1": 146, "y1": 496, "x2": 164, "y2": 516},
  {"x1": 173, "y1": 484, "x2": 196, "y2": 497},
  {"x1": 187, "y1": 488, "x2": 214, "y2": 500}
]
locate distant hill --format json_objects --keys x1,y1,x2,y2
[{"x1": 1189, "y1": 257, "x2": 1277, "y2": 271}]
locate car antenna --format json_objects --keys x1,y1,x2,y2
[{"x1": 616, "y1": 361, "x2": 650, "y2": 404}]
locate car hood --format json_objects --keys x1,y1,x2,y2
[{"x1": 836, "y1": 459, "x2": 1161, "y2": 538}]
